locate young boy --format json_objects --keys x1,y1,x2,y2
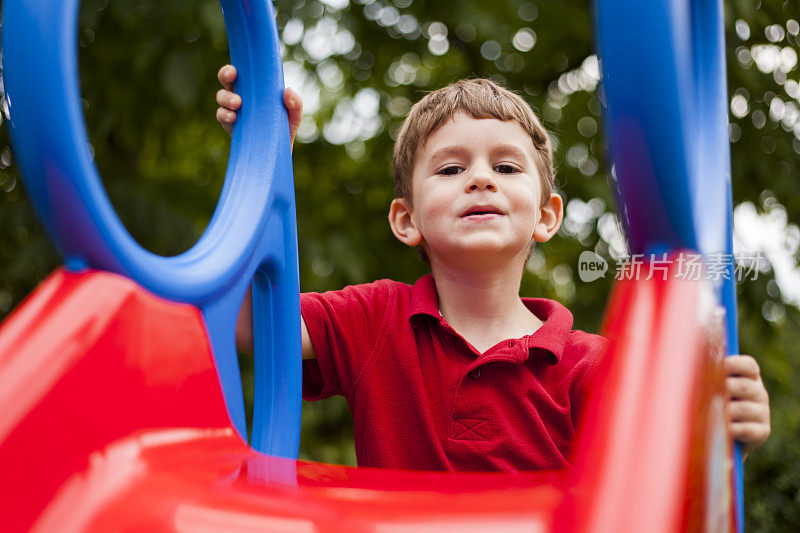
[{"x1": 216, "y1": 65, "x2": 771, "y2": 471}]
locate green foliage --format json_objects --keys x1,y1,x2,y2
[
  {"x1": 0, "y1": 0, "x2": 798, "y2": 527},
  {"x1": 740, "y1": 301, "x2": 800, "y2": 528}
]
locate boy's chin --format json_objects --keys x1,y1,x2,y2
[{"x1": 438, "y1": 241, "x2": 528, "y2": 263}]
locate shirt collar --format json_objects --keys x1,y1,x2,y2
[
  {"x1": 409, "y1": 274, "x2": 441, "y2": 319},
  {"x1": 408, "y1": 274, "x2": 574, "y2": 363},
  {"x1": 518, "y1": 298, "x2": 574, "y2": 363}
]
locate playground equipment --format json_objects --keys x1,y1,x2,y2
[{"x1": 0, "y1": 0, "x2": 743, "y2": 531}]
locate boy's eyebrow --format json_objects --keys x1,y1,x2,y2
[
  {"x1": 491, "y1": 143, "x2": 531, "y2": 161},
  {"x1": 426, "y1": 143, "x2": 533, "y2": 165},
  {"x1": 426, "y1": 145, "x2": 470, "y2": 165}
]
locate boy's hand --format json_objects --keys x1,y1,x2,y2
[
  {"x1": 215, "y1": 64, "x2": 303, "y2": 150},
  {"x1": 725, "y1": 354, "x2": 770, "y2": 459}
]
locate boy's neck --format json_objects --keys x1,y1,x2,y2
[{"x1": 430, "y1": 255, "x2": 543, "y2": 354}]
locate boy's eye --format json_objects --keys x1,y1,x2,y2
[
  {"x1": 438, "y1": 166, "x2": 463, "y2": 175},
  {"x1": 495, "y1": 164, "x2": 520, "y2": 174}
]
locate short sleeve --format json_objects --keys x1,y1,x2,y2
[{"x1": 300, "y1": 280, "x2": 396, "y2": 402}]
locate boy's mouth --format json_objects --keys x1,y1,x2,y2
[{"x1": 461, "y1": 205, "x2": 504, "y2": 218}]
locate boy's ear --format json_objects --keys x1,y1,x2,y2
[
  {"x1": 533, "y1": 193, "x2": 564, "y2": 243},
  {"x1": 388, "y1": 198, "x2": 423, "y2": 247}
]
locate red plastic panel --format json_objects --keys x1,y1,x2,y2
[{"x1": 0, "y1": 269, "x2": 235, "y2": 531}]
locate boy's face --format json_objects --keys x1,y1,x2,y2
[{"x1": 389, "y1": 112, "x2": 562, "y2": 267}]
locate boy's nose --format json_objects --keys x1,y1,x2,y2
[{"x1": 466, "y1": 170, "x2": 497, "y2": 192}]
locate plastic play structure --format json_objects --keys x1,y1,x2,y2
[{"x1": 0, "y1": 0, "x2": 745, "y2": 531}]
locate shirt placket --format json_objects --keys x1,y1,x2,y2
[{"x1": 448, "y1": 340, "x2": 529, "y2": 442}]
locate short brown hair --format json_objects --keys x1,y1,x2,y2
[{"x1": 392, "y1": 78, "x2": 555, "y2": 205}]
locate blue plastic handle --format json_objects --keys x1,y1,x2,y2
[
  {"x1": 595, "y1": 0, "x2": 743, "y2": 528},
  {"x1": 1, "y1": 0, "x2": 301, "y2": 458}
]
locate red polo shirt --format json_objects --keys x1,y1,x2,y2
[{"x1": 300, "y1": 275, "x2": 606, "y2": 472}]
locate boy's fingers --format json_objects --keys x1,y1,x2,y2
[
  {"x1": 216, "y1": 107, "x2": 236, "y2": 123},
  {"x1": 727, "y1": 400, "x2": 770, "y2": 423},
  {"x1": 726, "y1": 376, "x2": 765, "y2": 400},
  {"x1": 217, "y1": 64, "x2": 237, "y2": 91},
  {"x1": 729, "y1": 421, "x2": 770, "y2": 448},
  {"x1": 283, "y1": 88, "x2": 303, "y2": 121},
  {"x1": 216, "y1": 107, "x2": 235, "y2": 134},
  {"x1": 724, "y1": 355, "x2": 760, "y2": 378},
  {"x1": 723, "y1": 355, "x2": 770, "y2": 455},
  {"x1": 283, "y1": 87, "x2": 304, "y2": 149},
  {"x1": 216, "y1": 89, "x2": 241, "y2": 111}
]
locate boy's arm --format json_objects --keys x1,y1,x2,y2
[
  {"x1": 725, "y1": 354, "x2": 770, "y2": 459},
  {"x1": 236, "y1": 289, "x2": 316, "y2": 360},
  {"x1": 221, "y1": 64, "x2": 312, "y2": 359}
]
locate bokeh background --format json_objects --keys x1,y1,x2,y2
[{"x1": 0, "y1": 0, "x2": 798, "y2": 528}]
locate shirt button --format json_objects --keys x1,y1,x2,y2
[{"x1": 469, "y1": 368, "x2": 481, "y2": 379}]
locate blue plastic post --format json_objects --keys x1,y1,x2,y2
[{"x1": 1, "y1": 0, "x2": 302, "y2": 458}]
